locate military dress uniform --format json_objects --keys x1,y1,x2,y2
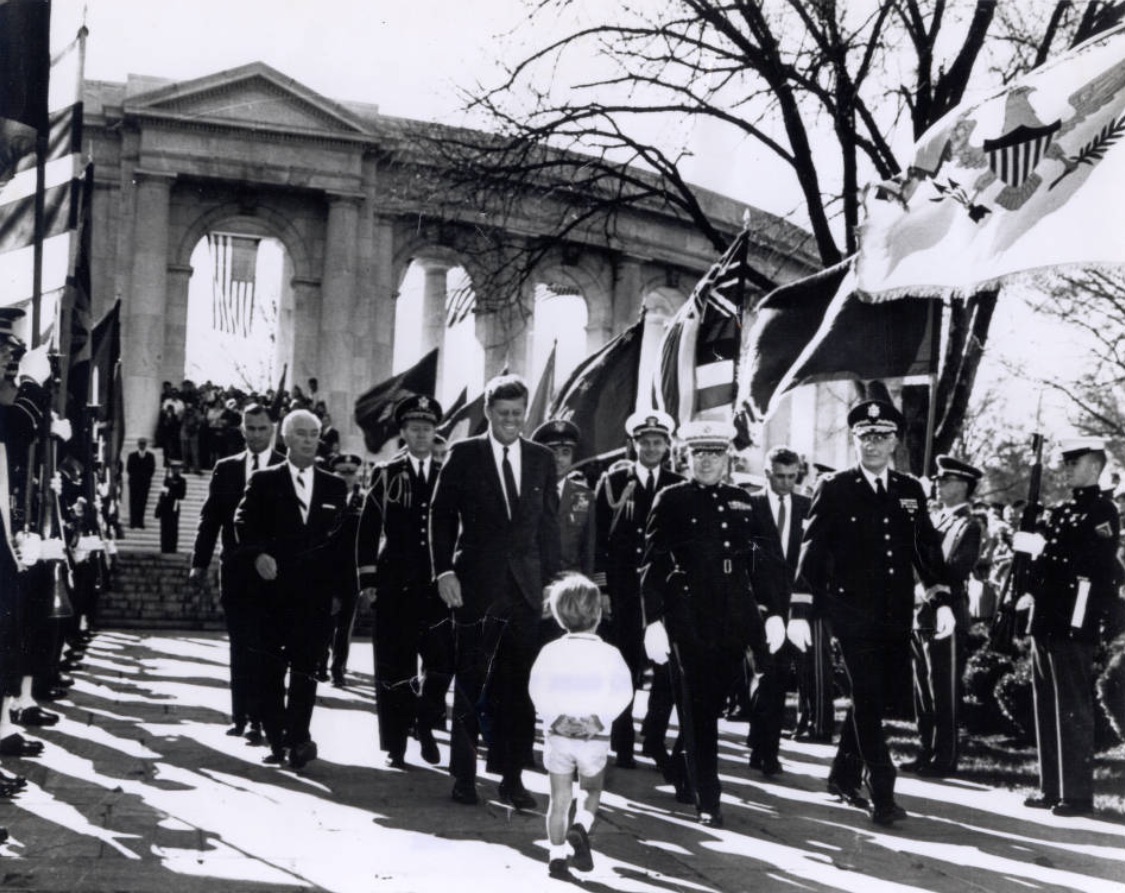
[
  {"x1": 321, "y1": 453, "x2": 365, "y2": 686},
  {"x1": 795, "y1": 400, "x2": 950, "y2": 822},
  {"x1": 909, "y1": 455, "x2": 983, "y2": 776},
  {"x1": 356, "y1": 397, "x2": 451, "y2": 765},
  {"x1": 595, "y1": 411, "x2": 682, "y2": 766},
  {"x1": 641, "y1": 421, "x2": 784, "y2": 823},
  {"x1": 1022, "y1": 438, "x2": 1120, "y2": 815}
]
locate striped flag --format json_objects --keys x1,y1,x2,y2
[
  {"x1": 208, "y1": 233, "x2": 260, "y2": 336},
  {"x1": 654, "y1": 226, "x2": 760, "y2": 426}
]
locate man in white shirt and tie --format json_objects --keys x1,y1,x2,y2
[{"x1": 234, "y1": 408, "x2": 350, "y2": 769}]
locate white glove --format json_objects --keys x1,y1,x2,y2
[
  {"x1": 40, "y1": 538, "x2": 67, "y2": 561},
  {"x1": 765, "y1": 615, "x2": 786, "y2": 654},
  {"x1": 49, "y1": 472, "x2": 62, "y2": 494},
  {"x1": 17, "y1": 344, "x2": 50, "y2": 385},
  {"x1": 15, "y1": 532, "x2": 42, "y2": 566},
  {"x1": 1015, "y1": 593, "x2": 1035, "y2": 612},
  {"x1": 50, "y1": 414, "x2": 72, "y2": 442},
  {"x1": 1012, "y1": 531, "x2": 1046, "y2": 557},
  {"x1": 644, "y1": 621, "x2": 671, "y2": 665},
  {"x1": 786, "y1": 618, "x2": 812, "y2": 652},
  {"x1": 934, "y1": 605, "x2": 956, "y2": 639}
]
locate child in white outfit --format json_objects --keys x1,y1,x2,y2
[{"x1": 529, "y1": 573, "x2": 633, "y2": 879}]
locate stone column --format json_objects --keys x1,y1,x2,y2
[
  {"x1": 475, "y1": 300, "x2": 530, "y2": 382},
  {"x1": 161, "y1": 263, "x2": 193, "y2": 388},
  {"x1": 318, "y1": 192, "x2": 361, "y2": 432},
  {"x1": 124, "y1": 170, "x2": 174, "y2": 443},
  {"x1": 291, "y1": 276, "x2": 322, "y2": 392},
  {"x1": 612, "y1": 256, "x2": 645, "y2": 333},
  {"x1": 418, "y1": 258, "x2": 449, "y2": 388}
]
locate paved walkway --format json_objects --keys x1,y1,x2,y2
[{"x1": 0, "y1": 630, "x2": 1122, "y2": 893}]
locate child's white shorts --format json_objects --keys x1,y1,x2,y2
[{"x1": 543, "y1": 734, "x2": 611, "y2": 777}]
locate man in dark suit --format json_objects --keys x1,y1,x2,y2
[
  {"x1": 746, "y1": 446, "x2": 818, "y2": 775},
  {"x1": 125, "y1": 438, "x2": 155, "y2": 529},
  {"x1": 430, "y1": 374, "x2": 560, "y2": 808},
  {"x1": 791, "y1": 399, "x2": 952, "y2": 826},
  {"x1": 905, "y1": 454, "x2": 983, "y2": 778},
  {"x1": 321, "y1": 452, "x2": 365, "y2": 688},
  {"x1": 189, "y1": 403, "x2": 284, "y2": 744},
  {"x1": 234, "y1": 408, "x2": 350, "y2": 769},
  {"x1": 357, "y1": 396, "x2": 450, "y2": 768},
  {"x1": 594, "y1": 410, "x2": 682, "y2": 770}
]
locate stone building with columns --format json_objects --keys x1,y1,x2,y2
[{"x1": 82, "y1": 63, "x2": 824, "y2": 455}]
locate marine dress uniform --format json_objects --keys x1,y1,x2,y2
[
  {"x1": 641, "y1": 421, "x2": 785, "y2": 825},
  {"x1": 1019, "y1": 437, "x2": 1120, "y2": 817},
  {"x1": 356, "y1": 396, "x2": 449, "y2": 767}
]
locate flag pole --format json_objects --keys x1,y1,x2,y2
[{"x1": 921, "y1": 298, "x2": 942, "y2": 474}]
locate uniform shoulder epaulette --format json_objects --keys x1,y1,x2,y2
[{"x1": 566, "y1": 469, "x2": 588, "y2": 485}]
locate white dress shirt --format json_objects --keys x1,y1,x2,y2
[{"x1": 488, "y1": 433, "x2": 521, "y2": 503}]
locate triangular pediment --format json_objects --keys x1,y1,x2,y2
[{"x1": 123, "y1": 62, "x2": 370, "y2": 135}]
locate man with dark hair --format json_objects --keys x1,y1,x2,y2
[
  {"x1": 125, "y1": 438, "x2": 155, "y2": 529},
  {"x1": 905, "y1": 454, "x2": 983, "y2": 778},
  {"x1": 190, "y1": 403, "x2": 285, "y2": 744},
  {"x1": 234, "y1": 409, "x2": 350, "y2": 769},
  {"x1": 1017, "y1": 437, "x2": 1120, "y2": 817},
  {"x1": 431, "y1": 374, "x2": 561, "y2": 808},
  {"x1": 358, "y1": 396, "x2": 450, "y2": 767},
  {"x1": 745, "y1": 445, "x2": 822, "y2": 777},
  {"x1": 791, "y1": 399, "x2": 952, "y2": 826}
]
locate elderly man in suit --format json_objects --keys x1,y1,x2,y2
[
  {"x1": 357, "y1": 396, "x2": 449, "y2": 768},
  {"x1": 745, "y1": 445, "x2": 820, "y2": 776},
  {"x1": 905, "y1": 454, "x2": 984, "y2": 778},
  {"x1": 595, "y1": 410, "x2": 682, "y2": 770},
  {"x1": 189, "y1": 403, "x2": 285, "y2": 744},
  {"x1": 430, "y1": 374, "x2": 561, "y2": 808},
  {"x1": 790, "y1": 400, "x2": 952, "y2": 826},
  {"x1": 234, "y1": 408, "x2": 350, "y2": 769}
]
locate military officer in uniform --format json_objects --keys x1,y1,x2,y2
[
  {"x1": 594, "y1": 410, "x2": 682, "y2": 770},
  {"x1": 1016, "y1": 437, "x2": 1120, "y2": 817},
  {"x1": 790, "y1": 399, "x2": 952, "y2": 826},
  {"x1": 532, "y1": 419, "x2": 595, "y2": 577},
  {"x1": 321, "y1": 453, "x2": 365, "y2": 687},
  {"x1": 906, "y1": 454, "x2": 983, "y2": 777},
  {"x1": 641, "y1": 421, "x2": 785, "y2": 826},
  {"x1": 357, "y1": 396, "x2": 449, "y2": 768}
]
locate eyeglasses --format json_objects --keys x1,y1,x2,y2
[{"x1": 854, "y1": 431, "x2": 894, "y2": 444}]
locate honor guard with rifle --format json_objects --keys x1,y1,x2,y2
[
  {"x1": 906, "y1": 455, "x2": 984, "y2": 778},
  {"x1": 1014, "y1": 437, "x2": 1120, "y2": 817}
]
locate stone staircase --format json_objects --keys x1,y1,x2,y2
[{"x1": 115, "y1": 448, "x2": 211, "y2": 554}]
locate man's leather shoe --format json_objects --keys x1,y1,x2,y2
[
  {"x1": 314, "y1": 668, "x2": 329, "y2": 683},
  {"x1": 498, "y1": 782, "x2": 537, "y2": 811},
  {"x1": 245, "y1": 727, "x2": 264, "y2": 746},
  {"x1": 417, "y1": 725, "x2": 440, "y2": 765},
  {"x1": 32, "y1": 687, "x2": 67, "y2": 702},
  {"x1": 899, "y1": 757, "x2": 930, "y2": 773},
  {"x1": 262, "y1": 750, "x2": 286, "y2": 765},
  {"x1": 385, "y1": 753, "x2": 406, "y2": 769},
  {"x1": 761, "y1": 759, "x2": 783, "y2": 777},
  {"x1": 226, "y1": 724, "x2": 246, "y2": 737},
  {"x1": 615, "y1": 753, "x2": 638, "y2": 769},
  {"x1": 566, "y1": 823, "x2": 594, "y2": 872},
  {"x1": 1052, "y1": 799, "x2": 1093, "y2": 817},
  {"x1": 0, "y1": 769, "x2": 27, "y2": 789},
  {"x1": 870, "y1": 803, "x2": 908, "y2": 826},
  {"x1": 697, "y1": 810, "x2": 724, "y2": 827},
  {"x1": 53, "y1": 674, "x2": 75, "y2": 688},
  {"x1": 288, "y1": 740, "x2": 318, "y2": 769},
  {"x1": 748, "y1": 754, "x2": 763, "y2": 770},
  {"x1": 793, "y1": 732, "x2": 834, "y2": 743},
  {"x1": 1023, "y1": 794, "x2": 1060, "y2": 809},
  {"x1": 0, "y1": 734, "x2": 43, "y2": 757},
  {"x1": 451, "y1": 781, "x2": 478, "y2": 805},
  {"x1": 331, "y1": 675, "x2": 345, "y2": 689},
  {"x1": 642, "y1": 741, "x2": 671, "y2": 772},
  {"x1": 827, "y1": 779, "x2": 869, "y2": 810},
  {"x1": 12, "y1": 706, "x2": 58, "y2": 727}
]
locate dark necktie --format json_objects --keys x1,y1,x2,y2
[
  {"x1": 502, "y1": 446, "x2": 519, "y2": 519},
  {"x1": 251, "y1": 453, "x2": 259, "y2": 472},
  {"x1": 295, "y1": 469, "x2": 308, "y2": 522},
  {"x1": 875, "y1": 477, "x2": 887, "y2": 500},
  {"x1": 777, "y1": 495, "x2": 788, "y2": 556},
  {"x1": 643, "y1": 471, "x2": 655, "y2": 499}
]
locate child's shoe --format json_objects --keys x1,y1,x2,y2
[{"x1": 566, "y1": 823, "x2": 594, "y2": 872}]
